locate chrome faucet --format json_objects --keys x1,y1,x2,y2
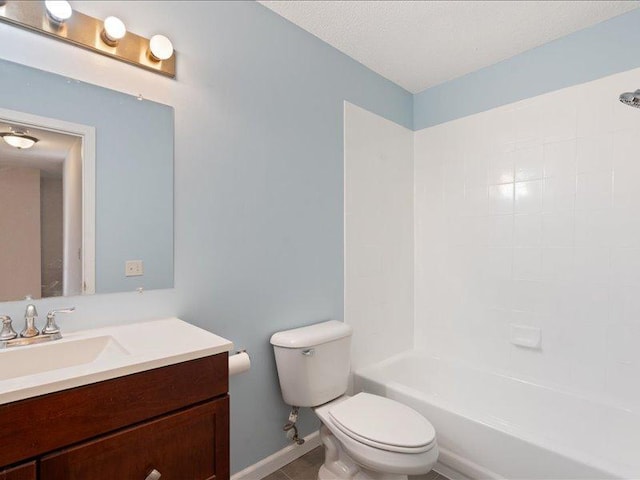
[
  {"x1": 21, "y1": 304, "x2": 39, "y2": 338},
  {"x1": 0, "y1": 305, "x2": 75, "y2": 349}
]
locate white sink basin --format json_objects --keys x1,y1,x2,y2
[
  {"x1": 0, "y1": 336, "x2": 128, "y2": 381},
  {"x1": 0, "y1": 317, "x2": 233, "y2": 405}
]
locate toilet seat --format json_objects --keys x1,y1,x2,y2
[
  {"x1": 315, "y1": 394, "x2": 438, "y2": 476},
  {"x1": 328, "y1": 393, "x2": 436, "y2": 454}
]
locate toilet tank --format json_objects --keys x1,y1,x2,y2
[{"x1": 270, "y1": 320, "x2": 352, "y2": 407}]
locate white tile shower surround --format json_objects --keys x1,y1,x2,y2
[
  {"x1": 345, "y1": 70, "x2": 640, "y2": 477},
  {"x1": 414, "y1": 67, "x2": 640, "y2": 412},
  {"x1": 344, "y1": 102, "x2": 414, "y2": 372}
]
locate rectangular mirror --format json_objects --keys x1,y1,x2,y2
[{"x1": 0, "y1": 59, "x2": 174, "y2": 302}]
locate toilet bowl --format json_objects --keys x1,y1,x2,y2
[
  {"x1": 314, "y1": 393, "x2": 438, "y2": 480},
  {"x1": 270, "y1": 320, "x2": 439, "y2": 480}
]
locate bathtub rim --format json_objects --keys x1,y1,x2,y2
[{"x1": 356, "y1": 349, "x2": 637, "y2": 414}]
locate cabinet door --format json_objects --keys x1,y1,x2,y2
[
  {"x1": 0, "y1": 462, "x2": 36, "y2": 480},
  {"x1": 41, "y1": 397, "x2": 229, "y2": 480}
]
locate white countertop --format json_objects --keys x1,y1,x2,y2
[{"x1": 0, "y1": 317, "x2": 234, "y2": 405}]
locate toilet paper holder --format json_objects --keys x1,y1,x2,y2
[{"x1": 228, "y1": 349, "x2": 251, "y2": 376}]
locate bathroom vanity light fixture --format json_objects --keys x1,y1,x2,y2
[
  {"x1": 0, "y1": 1, "x2": 176, "y2": 78},
  {"x1": 44, "y1": 0, "x2": 72, "y2": 24},
  {"x1": 0, "y1": 131, "x2": 39, "y2": 150},
  {"x1": 149, "y1": 34, "x2": 174, "y2": 61},
  {"x1": 101, "y1": 16, "x2": 126, "y2": 46}
]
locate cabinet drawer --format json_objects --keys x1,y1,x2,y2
[
  {"x1": 41, "y1": 397, "x2": 229, "y2": 480},
  {"x1": 0, "y1": 462, "x2": 36, "y2": 480}
]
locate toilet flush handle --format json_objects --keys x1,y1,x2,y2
[{"x1": 301, "y1": 348, "x2": 314, "y2": 356}]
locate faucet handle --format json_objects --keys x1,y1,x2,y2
[
  {"x1": 0, "y1": 316, "x2": 17, "y2": 341},
  {"x1": 43, "y1": 307, "x2": 75, "y2": 335}
]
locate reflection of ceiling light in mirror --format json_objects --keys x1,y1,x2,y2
[
  {"x1": 102, "y1": 16, "x2": 126, "y2": 45},
  {"x1": 0, "y1": 132, "x2": 39, "y2": 150},
  {"x1": 149, "y1": 35, "x2": 174, "y2": 61},
  {"x1": 45, "y1": 1, "x2": 72, "y2": 23}
]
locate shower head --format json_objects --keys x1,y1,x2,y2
[{"x1": 619, "y1": 89, "x2": 640, "y2": 108}]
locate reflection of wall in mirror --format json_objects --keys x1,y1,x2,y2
[
  {"x1": 0, "y1": 166, "x2": 42, "y2": 300},
  {"x1": 41, "y1": 176, "x2": 63, "y2": 297},
  {"x1": 0, "y1": 58, "x2": 175, "y2": 295},
  {"x1": 0, "y1": 132, "x2": 82, "y2": 301},
  {"x1": 63, "y1": 138, "x2": 82, "y2": 296}
]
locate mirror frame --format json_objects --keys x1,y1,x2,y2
[{"x1": 0, "y1": 106, "x2": 96, "y2": 296}]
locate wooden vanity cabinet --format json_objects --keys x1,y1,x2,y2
[
  {"x1": 0, "y1": 462, "x2": 36, "y2": 480},
  {"x1": 0, "y1": 353, "x2": 229, "y2": 480}
]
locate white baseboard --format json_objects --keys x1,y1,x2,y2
[
  {"x1": 231, "y1": 431, "x2": 321, "y2": 480},
  {"x1": 435, "y1": 446, "x2": 501, "y2": 480}
]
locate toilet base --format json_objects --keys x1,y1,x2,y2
[
  {"x1": 318, "y1": 426, "x2": 409, "y2": 480},
  {"x1": 318, "y1": 465, "x2": 407, "y2": 480}
]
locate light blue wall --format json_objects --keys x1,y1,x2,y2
[
  {"x1": 170, "y1": 3, "x2": 411, "y2": 471},
  {"x1": 0, "y1": 0, "x2": 412, "y2": 474},
  {"x1": 414, "y1": 8, "x2": 640, "y2": 130},
  {"x1": 0, "y1": 59, "x2": 174, "y2": 294}
]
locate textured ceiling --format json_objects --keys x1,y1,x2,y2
[{"x1": 259, "y1": 1, "x2": 640, "y2": 93}]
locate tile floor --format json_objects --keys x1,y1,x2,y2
[{"x1": 263, "y1": 447, "x2": 448, "y2": 480}]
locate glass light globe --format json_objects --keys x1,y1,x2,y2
[
  {"x1": 149, "y1": 35, "x2": 174, "y2": 61},
  {"x1": 103, "y1": 16, "x2": 126, "y2": 42},
  {"x1": 2, "y1": 134, "x2": 38, "y2": 149},
  {"x1": 45, "y1": 1, "x2": 72, "y2": 23}
]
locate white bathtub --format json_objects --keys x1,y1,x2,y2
[{"x1": 354, "y1": 351, "x2": 639, "y2": 480}]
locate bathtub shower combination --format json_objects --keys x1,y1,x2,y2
[
  {"x1": 355, "y1": 351, "x2": 638, "y2": 480},
  {"x1": 345, "y1": 67, "x2": 640, "y2": 480}
]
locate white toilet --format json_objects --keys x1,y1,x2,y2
[{"x1": 270, "y1": 320, "x2": 438, "y2": 480}]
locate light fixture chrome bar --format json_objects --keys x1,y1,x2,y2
[{"x1": 0, "y1": 1, "x2": 176, "y2": 78}]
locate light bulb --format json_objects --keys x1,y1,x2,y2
[
  {"x1": 102, "y1": 16, "x2": 126, "y2": 45},
  {"x1": 45, "y1": 1, "x2": 72, "y2": 23},
  {"x1": 149, "y1": 35, "x2": 173, "y2": 61}
]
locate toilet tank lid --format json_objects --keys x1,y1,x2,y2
[{"x1": 270, "y1": 320, "x2": 352, "y2": 348}]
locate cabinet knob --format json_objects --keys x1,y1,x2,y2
[{"x1": 145, "y1": 469, "x2": 161, "y2": 480}]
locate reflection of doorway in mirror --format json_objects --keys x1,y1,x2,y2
[{"x1": 0, "y1": 109, "x2": 95, "y2": 302}]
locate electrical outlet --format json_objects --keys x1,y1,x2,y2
[{"x1": 125, "y1": 260, "x2": 144, "y2": 277}]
